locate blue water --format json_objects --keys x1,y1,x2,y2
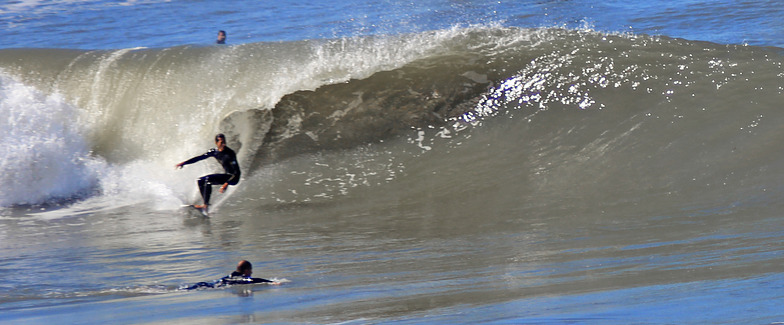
[
  {"x1": 3, "y1": 1, "x2": 784, "y2": 324},
  {"x1": 3, "y1": 0, "x2": 784, "y2": 50}
]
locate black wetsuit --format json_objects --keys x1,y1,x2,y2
[
  {"x1": 181, "y1": 147, "x2": 240, "y2": 205},
  {"x1": 181, "y1": 271, "x2": 272, "y2": 290},
  {"x1": 220, "y1": 271, "x2": 273, "y2": 285}
]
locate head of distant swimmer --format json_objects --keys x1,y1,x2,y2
[
  {"x1": 215, "y1": 133, "x2": 226, "y2": 151},
  {"x1": 237, "y1": 260, "x2": 252, "y2": 276}
]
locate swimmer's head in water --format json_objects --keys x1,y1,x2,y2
[{"x1": 236, "y1": 260, "x2": 252, "y2": 276}]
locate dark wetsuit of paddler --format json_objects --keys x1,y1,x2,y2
[
  {"x1": 180, "y1": 260, "x2": 273, "y2": 290},
  {"x1": 220, "y1": 271, "x2": 273, "y2": 285},
  {"x1": 176, "y1": 134, "x2": 240, "y2": 211},
  {"x1": 180, "y1": 271, "x2": 272, "y2": 290}
]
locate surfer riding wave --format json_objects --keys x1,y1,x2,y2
[{"x1": 175, "y1": 134, "x2": 240, "y2": 212}]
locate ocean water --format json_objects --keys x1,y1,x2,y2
[{"x1": 2, "y1": 0, "x2": 784, "y2": 324}]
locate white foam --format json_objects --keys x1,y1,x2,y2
[
  {"x1": 0, "y1": 74, "x2": 105, "y2": 206},
  {"x1": 0, "y1": 71, "x2": 206, "y2": 210}
]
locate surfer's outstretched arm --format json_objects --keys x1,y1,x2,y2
[{"x1": 175, "y1": 150, "x2": 216, "y2": 169}]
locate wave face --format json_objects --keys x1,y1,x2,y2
[{"x1": 1, "y1": 26, "x2": 784, "y2": 207}]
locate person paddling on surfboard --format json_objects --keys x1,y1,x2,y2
[
  {"x1": 175, "y1": 134, "x2": 240, "y2": 213},
  {"x1": 220, "y1": 260, "x2": 273, "y2": 285},
  {"x1": 180, "y1": 260, "x2": 276, "y2": 290}
]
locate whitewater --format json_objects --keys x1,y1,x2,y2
[{"x1": 2, "y1": 1, "x2": 784, "y2": 324}]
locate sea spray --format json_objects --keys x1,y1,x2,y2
[{"x1": 0, "y1": 74, "x2": 103, "y2": 206}]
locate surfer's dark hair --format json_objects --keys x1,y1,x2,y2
[
  {"x1": 237, "y1": 260, "x2": 252, "y2": 273},
  {"x1": 215, "y1": 133, "x2": 226, "y2": 142}
]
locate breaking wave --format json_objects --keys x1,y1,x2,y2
[{"x1": 2, "y1": 26, "x2": 784, "y2": 207}]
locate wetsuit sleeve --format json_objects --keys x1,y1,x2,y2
[
  {"x1": 181, "y1": 149, "x2": 216, "y2": 166},
  {"x1": 250, "y1": 277, "x2": 273, "y2": 283}
]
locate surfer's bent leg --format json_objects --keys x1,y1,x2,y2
[{"x1": 197, "y1": 174, "x2": 233, "y2": 205}]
